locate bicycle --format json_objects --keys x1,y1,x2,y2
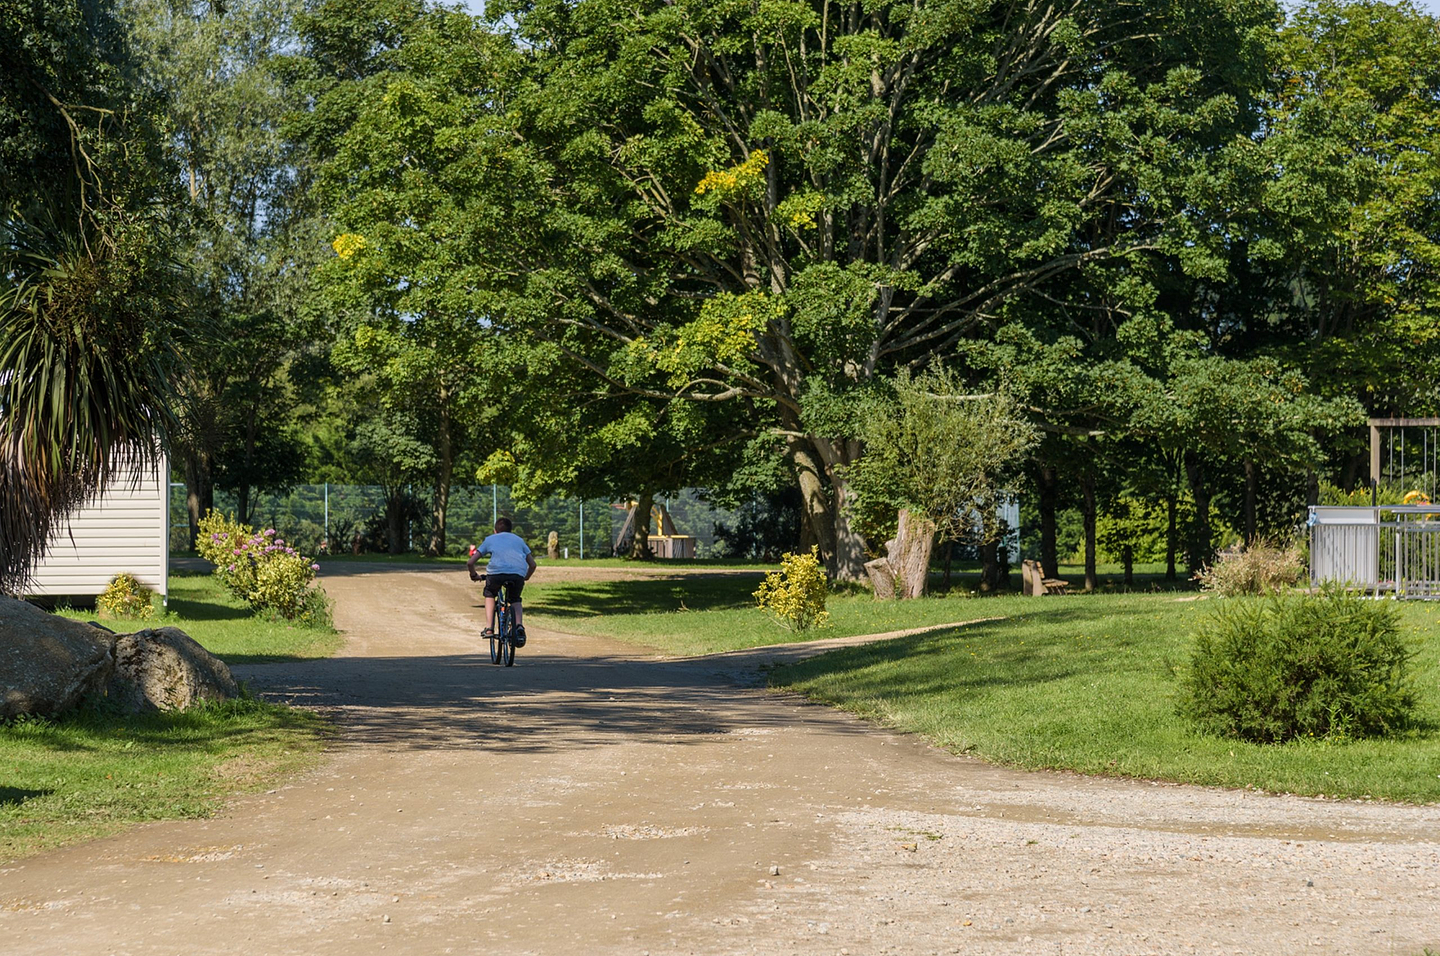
[{"x1": 480, "y1": 574, "x2": 518, "y2": 667}]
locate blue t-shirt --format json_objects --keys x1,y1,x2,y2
[{"x1": 477, "y1": 532, "x2": 532, "y2": 576}]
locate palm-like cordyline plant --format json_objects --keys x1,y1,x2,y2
[{"x1": 1, "y1": 211, "x2": 187, "y2": 594}]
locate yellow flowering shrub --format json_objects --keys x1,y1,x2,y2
[
  {"x1": 695, "y1": 150, "x2": 769, "y2": 199},
  {"x1": 332, "y1": 233, "x2": 367, "y2": 259},
  {"x1": 97, "y1": 573, "x2": 155, "y2": 620},
  {"x1": 754, "y1": 547, "x2": 831, "y2": 631}
]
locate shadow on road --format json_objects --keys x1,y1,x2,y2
[{"x1": 233, "y1": 647, "x2": 857, "y2": 756}]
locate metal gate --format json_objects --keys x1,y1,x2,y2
[{"x1": 1309, "y1": 505, "x2": 1440, "y2": 598}]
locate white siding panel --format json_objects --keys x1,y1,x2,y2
[{"x1": 29, "y1": 455, "x2": 169, "y2": 599}]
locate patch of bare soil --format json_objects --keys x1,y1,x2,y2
[{"x1": 1, "y1": 565, "x2": 1436, "y2": 956}]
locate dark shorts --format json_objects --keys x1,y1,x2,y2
[{"x1": 483, "y1": 573, "x2": 525, "y2": 602}]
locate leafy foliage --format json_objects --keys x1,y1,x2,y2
[
  {"x1": 196, "y1": 512, "x2": 330, "y2": 626},
  {"x1": 847, "y1": 368, "x2": 1036, "y2": 544},
  {"x1": 754, "y1": 547, "x2": 830, "y2": 632},
  {"x1": 1178, "y1": 590, "x2": 1419, "y2": 743},
  {"x1": 1, "y1": 0, "x2": 186, "y2": 594},
  {"x1": 96, "y1": 573, "x2": 155, "y2": 620}
]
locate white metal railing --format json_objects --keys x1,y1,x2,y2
[{"x1": 1309, "y1": 505, "x2": 1440, "y2": 599}]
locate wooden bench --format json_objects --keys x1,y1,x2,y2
[{"x1": 1021, "y1": 559, "x2": 1070, "y2": 596}]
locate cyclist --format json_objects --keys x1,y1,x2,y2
[{"x1": 467, "y1": 517, "x2": 537, "y2": 646}]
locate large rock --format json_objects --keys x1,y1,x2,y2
[
  {"x1": 0, "y1": 597, "x2": 115, "y2": 719},
  {"x1": 107, "y1": 627, "x2": 239, "y2": 712}
]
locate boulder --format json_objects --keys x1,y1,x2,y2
[
  {"x1": 0, "y1": 597, "x2": 116, "y2": 719},
  {"x1": 107, "y1": 627, "x2": 239, "y2": 712}
]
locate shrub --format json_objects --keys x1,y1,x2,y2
[
  {"x1": 96, "y1": 572, "x2": 155, "y2": 619},
  {"x1": 1178, "y1": 590, "x2": 1419, "y2": 743},
  {"x1": 755, "y1": 546, "x2": 831, "y2": 631},
  {"x1": 1196, "y1": 539, "x2": 1304, "y2": 596},
  {"x1": 196, "y1": 511, "x2": 329, "y2": 626}
]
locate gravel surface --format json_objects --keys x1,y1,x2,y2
[{"x1": 2, "y1": 565, "x2": 1437, "y2": 956}]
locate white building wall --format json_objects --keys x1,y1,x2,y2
[{"x1": 28, "y1": 456, "x2": 169, "y2": 599}]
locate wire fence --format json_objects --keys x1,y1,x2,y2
[{"x1": 170, "y1": 485, "x2": 738, "y2": 559}]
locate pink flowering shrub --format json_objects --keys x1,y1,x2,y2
[{"x1": 196, "y1": 511, "x2": 331, "y2": 626}]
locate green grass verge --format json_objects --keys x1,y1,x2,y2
[
  {"x1": 57, "y1": 572, "x2": 342, "y2": 664},
  {"x1": 771, "y1": 595, "x2": 1440, "y2": 803},
  {"x1": 0, "y1": 697, "x2": 328, "y2": 863}
]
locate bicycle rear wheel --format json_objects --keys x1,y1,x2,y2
[
  {"x1": 490, "y1": 606, "x2": 505, "y2": 664},
  {"x1": 502, "y1": 617, "x2": 516, "y2": 667}
]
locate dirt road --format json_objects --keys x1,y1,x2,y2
[{"x1": 3, "y1": 566, "x2": 1438, "y2": 955}]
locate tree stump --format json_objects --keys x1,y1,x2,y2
[
  {"x1": 864, "y1": 510, "x2": 937, "y2": 600},
  {"x1": 547, "y1": 531, "x2": 560, "y2": 560},
  {"x1": 864, "y1": 557, "x2": 897, "y2": 599}
]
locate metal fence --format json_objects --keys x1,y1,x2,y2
[
  {"x1": 1309, "y1": 505, "x2": 1440, "y2": 598},
  {"x1": 170, "y1": 485, "x2": 737, "y2": 559}
]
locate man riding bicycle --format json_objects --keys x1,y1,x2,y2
[{"x1": 467, "y1": 517, "x2": 537, "y2": 646}]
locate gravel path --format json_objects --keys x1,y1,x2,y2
[{"x1": 2, "y1": 565, "x2": 1437, "y2": 955}]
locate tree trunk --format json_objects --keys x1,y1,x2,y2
[
  {"x1": 183, "y1": 453, "x2": 214, "y2": 550},
  {"x1": 236, "y1": 408, "x2": 260, "y2": 526},
  {"x1": 941, "y1": 539, "x2": 954, "y2": 591},
  {"x1": 1185, "y1": 451, "x2": 1211, "y2": 573},
  {"x1": 788, "y1": 437, "x2": 833, "y2": 568},
  {"x1": 890, "y1": 508, "x2": 936, "y2": 599},
  {"x1": 427, "y1": 400, "x2": 453, "y2": 556},
  {"x1": 1039, "y1": 464, "x2": 1059, "y2": 578},
  {"x1": 1165, "y1": 490, "x2": 1178, "y2": 581},
  {"x1": 1122, "y1": 543, "x2": 1134, "y2": 587},
  {"x1": 386, "y1": 489, "x2": 406, "y2": 555},
  {"x1": 631, "y1": 491, "x2": 654, "y2": 559},
  {"x1": 1243, "y1": 458, "x2": 1258, "y2": 545},
  {"x1": 828, "y1": 470, "x2": 868, "y2": 583},
  {"x1": 1306, "y1": 469, "x2": 1320, "y2": 508},
  {"x1": 1081, "y1": 472, "x2": 1097, "y2": 592},
  {"x1": 979, "y1": 540, "x2": 1000, "y2": 592}
]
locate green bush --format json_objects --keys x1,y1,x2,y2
[
  {"x1": 96, "y1": 573, "x2": 155, "y2": 620},
  {"x1": 195, "y1": 511, "x2": 330, "y2": 626},
  {"x1": 1178, "y1": 590, "x2": 1419, "y2": 743},
  {"x1": 754, "y1": 547, "x2": 830, "y2": 631}
]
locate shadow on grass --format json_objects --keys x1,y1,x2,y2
[
  {"x1": 527, "y1": 573, "x2": 765, "y2": 619},
  {"x1": 165, "y1": 597, "x2": 251, "y2": 622},
  {"x1": 0, "y1": 787, "x2": 52, "y2": 807},
  {"x1": 770, "y1": 599, "x2": 1185, "y2": 698}
]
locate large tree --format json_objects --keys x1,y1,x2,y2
[
  {"x1": 125, "y1": 0, "x2": 324, "y2": 535},
  {"x1": 465, "y1": 0, "x2": 1279, "y2": 579}
]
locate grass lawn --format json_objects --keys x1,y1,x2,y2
[
  {"x1": 522, "y1": 561, "x2": 1192, "y2": 656},
  {"x1": 526, "y1": 569, "x2": 1440, "y2": 802},
  {"x1": 526, "y1": 573, "x2": 1011, "y2": 655},
  {"x1": 773, "y1": 595, "x2": 1440, "y2": 803},
  {"x1": 56, "y1": 571, "x2": 343, "y2": 664},
  {"x1": 1, "y1": 699, "x2": 327, "y2": 864},
  {"x1": 3, "y1": 569, "x2": 343, "y2": 863}
]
